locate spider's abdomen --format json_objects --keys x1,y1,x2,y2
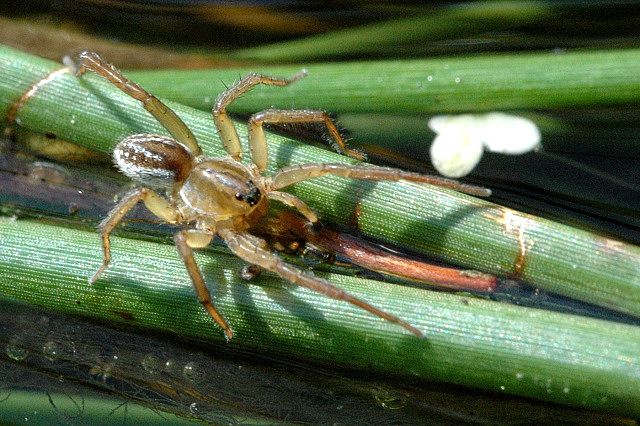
[{"x1": 114, "y1": 134, "x2": 194, "y2": 189}]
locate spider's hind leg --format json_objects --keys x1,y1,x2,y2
[{"x1": 74, "y1": 51, "x2": 202, "y2": 156}]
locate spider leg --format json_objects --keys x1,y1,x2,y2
[
  {"x1": 91, "y1": 187, "x2": 181, "y2": 284},
  {"x1": 174, "y1": 229, "x2": 233, "y2": 341},
  {"x1": 74, "y1": 51, "x2": 202, "y2": 157},
  {"x1": 218, "y1": 228, "x2": 424, "y2": 338},
  {"x1": 213, "y1": 71, "x2": 307, "y2": 161},
  {"x1": 248, "y1": 109, "x2": 365, "y2": 172},
  {"x1": 267, "y1": 191, "x2": 318, "y2": 224},
  {"x1": 268, "y1": 163, "x2": 491, "y2": 197}
]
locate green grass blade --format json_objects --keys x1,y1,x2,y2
[
  {"x1": 127, "y1": 49, "x2": 640, "y2": 114},
  {"x1": 232, "y1": 1, "x2": 552, "y2": 61},
  {"x1": 1, "y1": 44, "x2": 640, "y2": 320},
  {"x1": 1, "y1": 219, "x2": 640, "y2": 416}
]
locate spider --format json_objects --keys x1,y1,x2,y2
[{"x1": 75, "y1": 51, "x2": 490, "y2": 341}]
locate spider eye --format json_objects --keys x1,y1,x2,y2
[{"x1": 234, "y1": 181, "x2": 261, "y2": 206}]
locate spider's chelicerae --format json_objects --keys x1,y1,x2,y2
[{"x1": 76, "y1": 51, "x2": 490, "y2": 341}]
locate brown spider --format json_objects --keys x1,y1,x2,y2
[{"x1": 75, "y1": 51, "x2": 490, "y2": 341}]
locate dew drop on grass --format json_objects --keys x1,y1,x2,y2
[
  {"x1": 42, "y1": 341, "x2": 59, "y2": 361},
  {"x1": 6, "y1": 337, "x2": 27, "y2": 361},
  {"x1": 140, "y1": 354, "x2": 161, "y2": 375}
]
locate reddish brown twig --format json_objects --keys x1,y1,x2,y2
[{"x1": 258, "y1": 211, "x2": 497, "y2": 293}]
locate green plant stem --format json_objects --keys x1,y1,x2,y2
[
  {"x1": 0, "y1": 390, "x2": 194, "y2": 425},
  {"x1": 1, "y1": 44, "x2": 640, "y2": 319},
  {"x1": 125, "y1": 48, "x2": 640, "y2": 114},
  {"x1": 232, "y1": 1, "x2": 552, "y2": 61},
  {"x1": 1, "y1": 219, "x2": 640, "y2": 417}
]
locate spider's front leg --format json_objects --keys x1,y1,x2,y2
[
  {"x1": 212, "y1": 71, "x2": 307, "y2": 161},
  {"x1": 247, "y1": 109, "x2": 366, "y2": 171},
  {"x1": 174, "y1": 229, "x2": 233, "y2": 341},
  {"x1": 268, "y1": 163, "x2": 491, "y2": 197},
  {"x1": 91, "y1": 187, "x2": 181, "y2": 284},
  {"x1": 218, "y1": 228, "x2": 424, "y2": 338},
  {"x1": 212, "y1": 71, "x2": 363, "y2": 171}
]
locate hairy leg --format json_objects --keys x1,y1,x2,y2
[
  {"x1": 212, "y1": 71, "x2": 306, "y2": 161},
  {"x1": 247, "y1": 109, "x2": 365, "y2": 171},
  {"x1": 91, "y1": 187, "x2": 181, "y2": 284},
  {"x1": 174, "y1": 229, "x2": 233, "y2": 341},
  {"x1": 268, "y1": 163, "x2": 491, "y2": 197},
  {"x1": 218, "y1": 228, "x2": 424, "y2": 338},
  {"x1": 74, "y1": 51, "x2": 202, "y2": 156}
]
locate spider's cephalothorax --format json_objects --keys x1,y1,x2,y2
[{"x1": 77, "y1": 51, "x2": 490, "y2": 341}]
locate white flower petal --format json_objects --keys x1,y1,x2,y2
[
  {"x1": 429, "y1": 129, "x2": 484, "y2": 178},
  {"x1": 428, "y1": 114, "x2": 478, "y2": 134},
  {"x1": 478, "y1": 113, "x2": 541, "y2": 154}
]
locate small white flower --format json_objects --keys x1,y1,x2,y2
[{"x1": 428, "y1": 113, "x2": 541, "y2": 178}]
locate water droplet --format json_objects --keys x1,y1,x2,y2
[
  {"x1": 6, "y1": 338, "x2": 27, "y2": 361},
  {"x1": 42, "y1": 341, "x2": 59, "y2": 361},
  {"x1": 240, "y1": 264, "x2": 261, "y2": 281},
  {"x1": 90, "y1": 362, "x2": 113, "y2": 382},
  {"x1": 183, "y1": 362, "x2": 197, "y2": 382},
  {"x1": 427, "y1": 75, "x2": 433, "y2": 81},
  {"x1": 164, "y1": 358, "x2": 177, "y2": 373},
  {"x1": 371, "y1": 386, "x2": 407, "y2": 410},
  {"x1": 454, "y1": 77, "x2": 461, "y2": 83},
  {"x1": 416, "y1": 81, "x2": 423, "y2": 88},
  {"x1": 204, "y1": 96, "x2": 211, "y2": 103},
  {"x1": 500, "y1": 385, "x2": 505, "y2": 391},
  {"x1": 515, "y1": 372, "x2": 524, "y2": 380},
  {"x1": 189, "y1": 402, "x2": 199, "y2": 414},
  {"x1": 563, "y1": 387, "x2": 570, "y2": 394},
  {"x1": 140, "y1": 354, "x2": 160, "y2": 375}
]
